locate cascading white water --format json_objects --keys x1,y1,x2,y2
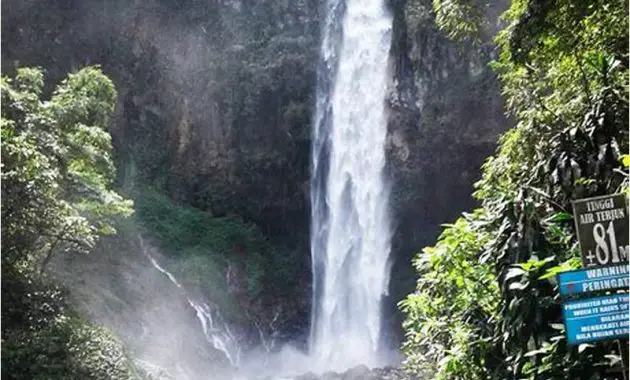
[
  {"x1": 310, "y1": 0, "x2": 393, "y2": 372},
  {"x1": 140, "y1": 238, "x2": 241, "y2": 367}
]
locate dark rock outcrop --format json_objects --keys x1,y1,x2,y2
[{"x1": 382, "y1": 0, "x2": 510, "y2": 342}]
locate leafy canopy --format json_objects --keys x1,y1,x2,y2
[
  {"x1": 401, "y1": 0, "x2": 628, "y2": 379},
  {"x1": 1, "y1": 66, "x2": 133, "y2": 271},
  {"x1": 1, "y1": 67, "x2": 137, "y2": 379}
]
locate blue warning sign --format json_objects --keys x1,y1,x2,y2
[
  {"x1": 562, "y1": 293, "x2": 629, "y2": 345},
  {"x1": 557, "y1": 264, "x2": 629, "y2": 296}
]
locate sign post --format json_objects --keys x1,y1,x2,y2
[
  {"x1": 557, "y1": 193, "x2": 629, "y2": 379},
  {"x1": 618, "y1": 340, "x2": 628, "y2": 380}
]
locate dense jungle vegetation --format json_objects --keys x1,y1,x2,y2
[
  {"x1": 1, "y1": 67, "x2": 140, "y2": 378},
  {"x1": 400, "y1": 0, "x2": 629, "y2": 379}
]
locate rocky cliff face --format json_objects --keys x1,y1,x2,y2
[
  {"x1": 3, "y1": 0, "x2": 319, "y2": 242},
  {"x1": 2, "y1": 0, "x2": 509, "y2": 352},
  {"x1": 383, "y1": 0, "x2": 509, "y2": 338}
]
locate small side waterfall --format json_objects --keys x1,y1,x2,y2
[
  {"x1": 190, "y1": 302, "x2": 241, "y2": 367},
  {"x1": 140, "y1": 238, "x2": 242, "y2": 367},
  {"x1": 310, "y1": 0, "x2": 394, "y2": 372}
]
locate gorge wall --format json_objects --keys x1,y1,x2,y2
[{"x1": 2, "y1": 0, "x2": 509, "y2": 353}]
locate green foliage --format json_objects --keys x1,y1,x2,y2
[
  {"x1": 135, "y1": 187, "x2": 266, "y2": 258},
  {"x1": 2, "y1": 66, "x2": 133, "y2": 270},
  {"x1": 433, "y1": 0, "x2": 485, "y2": 44},
  {"x1": 1, "y1": 67, "x2": 138, "y2": 379},
  {"x1": 1, "y1": 268, "x2": 140, "y2": 380},
  {"x1": 133, "y1": 186, "x2": 305, "y2": 326},
  {"x1": 402, "y1": 0, "x2": 628, "y2": 378},
  {"x1": 134, "y1": 188, "x2": 267, "y2": 311},
  {"x1": 400, "y1": 211, "x2": 502, "y2": 379}
]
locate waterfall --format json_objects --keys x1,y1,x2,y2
[
  {"x1": 140, "y1": 238, "x2": 242, "y2": 368},
  {"x1": 310, "y1": 0, "x2": 393, "y2": 372}
]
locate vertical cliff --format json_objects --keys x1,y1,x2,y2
[
  {"x1": 2, "y1": 0, "x2": 510, "y2": 349},
  {"x1": 382, "y1": 0, "x2": 509, "y2": 340}
]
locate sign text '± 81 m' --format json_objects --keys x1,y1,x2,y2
[{"x1": 573, "y1": 194, "x2": 629, "y2": 267}]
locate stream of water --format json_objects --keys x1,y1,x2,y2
[
  {"x1": 310, "y1": 0, "x2": 393, "y2": 371},
  {"x1": 139, "y1": 0, "x2": 395, "y2": 373},
  {"x1": 140, "y1": 238, "x2": 242, "y2": 368}
]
